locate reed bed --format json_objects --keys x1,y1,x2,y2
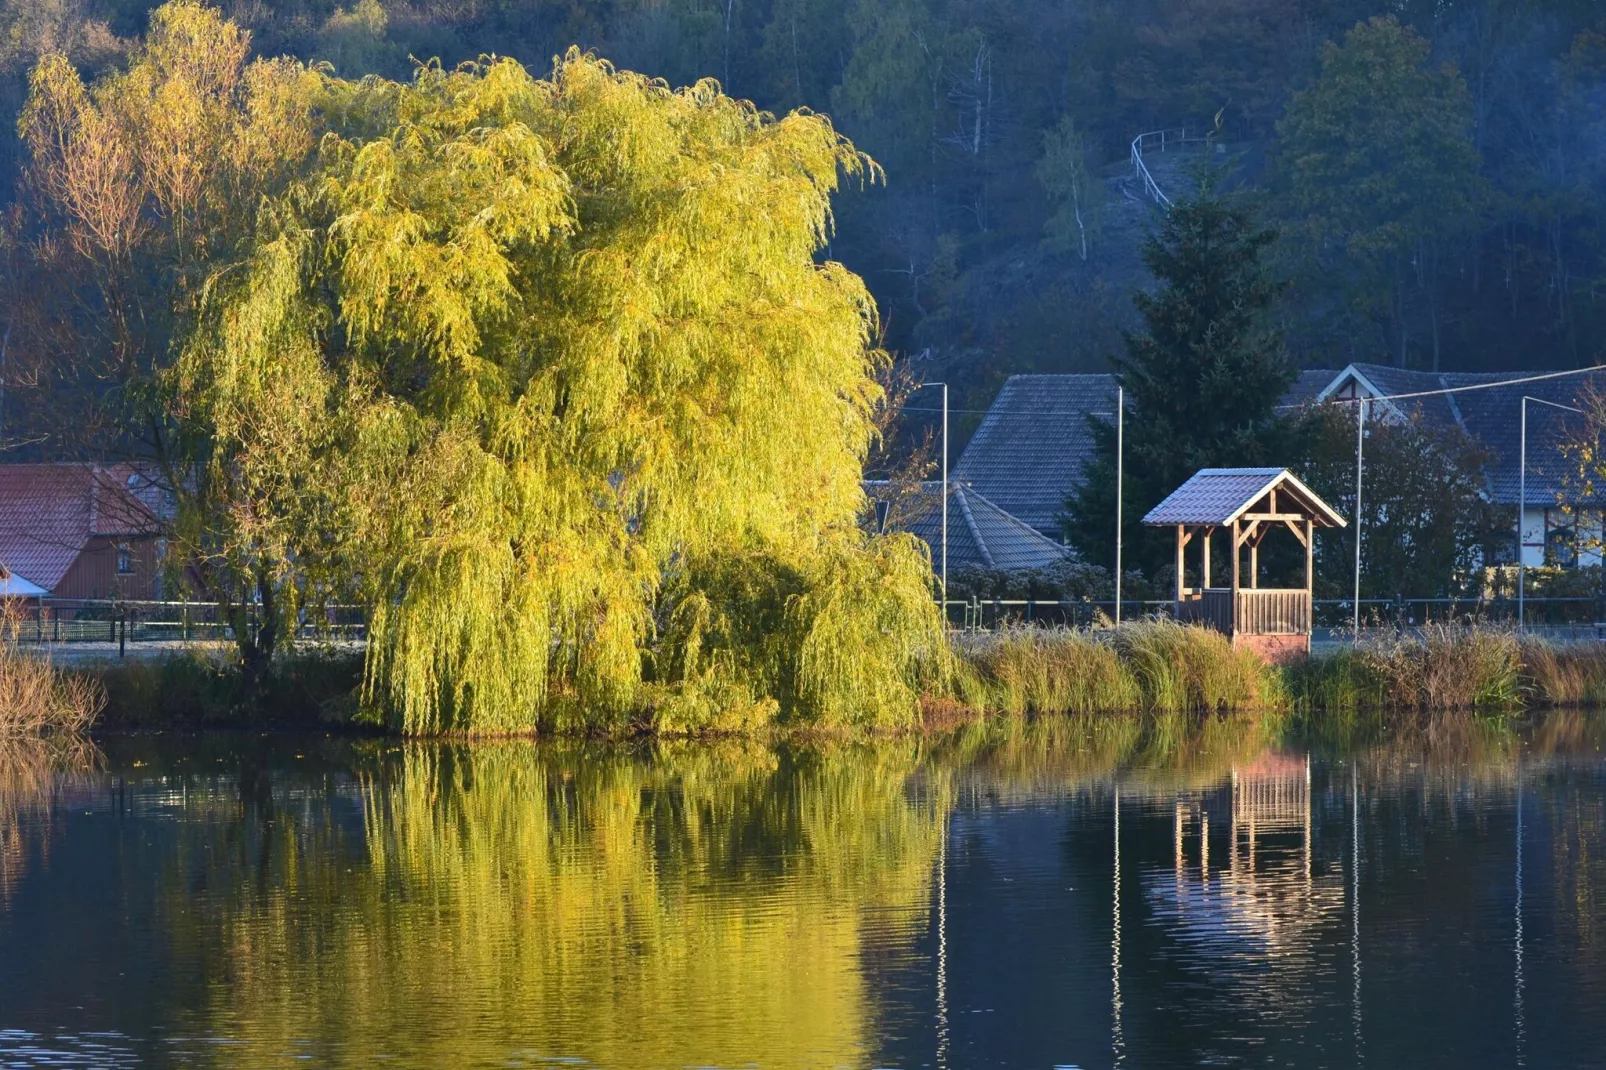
[
  {"x1": 950, "y1": 620, "x2": 1280, "y2": 717},
  {"x1": 1517, "y1": 639, "x2": 1606, "y2": 706},
  {"x1": 1286, "y1": 624, "x2": 1525, "y2": 719},
  {"x1": 950, "y1": 621, "x2": 1606, "y2": 727},
  {"x1": 0, "y1": 606, "x2": 103, "y2": 737}
]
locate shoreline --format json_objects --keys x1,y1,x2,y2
[{"x1": 12, "y1": 620, "x2": 1606, "y2": 739}]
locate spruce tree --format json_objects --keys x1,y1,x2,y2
[{"x1": 1064, "y1": 169, "x2": 1293, "y2": 578}]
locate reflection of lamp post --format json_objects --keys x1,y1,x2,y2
[
  {"x1": 935, "y1": 822, "x2": 949, "y2": 1070},
  {"x1": 1515, "y1": 760, "x2": 1525, "y2": 1066},
  {"x1": 1518, "y1": 396, "x2": 1584, "y2": 629},
  {"x1": 1111, "y1": 783, "x2": 1124, "y2": 1066},
  {"x1": 1352, "y1": 764, "x2": 1362, "y2": 1057}
]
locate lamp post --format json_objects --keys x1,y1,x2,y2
[
  {"x1": 915, "y1": 381, "x2": 950, "y2": 608},
  {"x1": 1518, "y1": 395, "x2": 1584, "y2": 630},
  {"x1": 1115, "y1": 386, "x2": 1124, "y2": 626},
  {"x1": 1353, "y1": 399, "x2": 1365, "y2": 635}
]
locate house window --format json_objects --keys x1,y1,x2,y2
[
  {"x1": 1544, "y1": 510, "x2": 1578, "y2": 569},
  {"x1": 116, "y1": 543, "x2": 134, "y2": 575}
]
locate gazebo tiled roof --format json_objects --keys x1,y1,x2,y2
[{"x1": 1142, "y1": 468, "x2": 1346, "y2": 529}]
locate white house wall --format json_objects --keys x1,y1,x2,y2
[{"x1": 1521, "y1": 505, "x2": 1605, "y2": 568}]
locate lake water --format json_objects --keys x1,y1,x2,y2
[{"x1": 1, "y1": 717, "x2": 1605, "y2": 1069}]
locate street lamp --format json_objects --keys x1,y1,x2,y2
[
  {"x1": 1518, "y1": 395, "x2": 1584, "y2": 629},
  {"x1": 915, "y1": 381, "x2": 950, "y2": 607},
  {"x1": 1354, "y1": 399, "x2": 1366, "y2": 635},
  {"x1": 1114, "y1": 386, "x2": 1124, "y2": 626}
]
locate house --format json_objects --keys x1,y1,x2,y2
[
  {"x1": 866, "y1": 480, "x2": 1072, "y2": 574},
  {"x1": 0, "y1": 464, "x2": 169, "y2": 600},
  {"x1": 1316, "y1": 364, "x2": 1606, "y2": 568},
  {"x1": 953, "y1": 371, "x2": 1338, "y2": 541},
  {"x1": 953, "y1": 364, "x2": 1606, "y2": 570}
]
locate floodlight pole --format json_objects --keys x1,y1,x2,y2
[
  {"x1": 916, "y1": 381, "x2": 950, "y2": 608},
  {"x1": 941, "y1": 382, "x2": 949, "y2": 605},
  {"x1": 1115, "y1": 386, "x2": 1124, "y2": 626},
  {"x1": 1353, "y1": 399, "x2": 1365, "y2": 635},
  {"x1": 1518, "y1": 395, "x2": 1585, "y2": 630}
]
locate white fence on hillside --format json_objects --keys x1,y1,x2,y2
[{"x1": 1130, "y1": 128, "x2": 1213, "y2": 208}]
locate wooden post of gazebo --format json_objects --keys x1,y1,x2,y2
[{"x1": 1144, "y1": 468, "x2": 1346, "y2": 661}]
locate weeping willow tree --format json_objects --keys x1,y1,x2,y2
[{"x1": 22, "y1": 4, "x2": 943, "y2": 733}]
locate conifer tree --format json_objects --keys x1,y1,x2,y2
[{"x1": 1064, "y1": 169, "x2": 1293, "y2": 577}]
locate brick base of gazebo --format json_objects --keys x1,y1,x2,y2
[{"x1": 1234, "y1": 633, "x2": 1310, "y2": 664}]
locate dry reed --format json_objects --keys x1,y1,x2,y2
[
  {"x1": 0, "y1": 604, "x2": 104, "y2": 737},
  {"x1": 952, "y1": 620, "x2": 1280, "y2": 716}
]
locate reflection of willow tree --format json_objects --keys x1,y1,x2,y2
[{"x1": 181, "y1": 741, "x2": 950, "y2": 1068}]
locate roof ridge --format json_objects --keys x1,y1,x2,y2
[
  {"x1": 952, "y1": 485, "x2": 993, "y2": 569},
  {"x1": 962, "y1": 486, "x2": 1069, "y2": 548}
]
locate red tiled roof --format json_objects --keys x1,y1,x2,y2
[{"x1": 0, "y1": 465, "x2": 163, "y2": 593}]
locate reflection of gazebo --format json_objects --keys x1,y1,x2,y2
[
  {"x1": 1142, "y1": 468, "x2": 1346, "y2": 661},
  {"x1": 1157, "y1": 753, "x2": 1342, "y2": 957}
]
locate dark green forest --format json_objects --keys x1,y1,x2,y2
[{"x1": 4, "y1": 0, "x2": 1606, "y2": 444}]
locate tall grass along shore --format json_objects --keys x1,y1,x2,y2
[
  {"x1": 76, "y1": 619, "x2": 1606, "y2": 737},
  {"x1": 948, "y1": 621, "x2": 1606, "y2": 730},
  {"x1": 0, "y1": 609, "x2": 103, "y2": 737}
]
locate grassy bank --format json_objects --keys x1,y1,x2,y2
[
  {"x1": 945, "y1": 620, "x2": 1279, "y2": 718},
  {"x1": 944, "y1": 621, "x2": 1606, "y2": 730},
  {"x1": 92, "y1": 646, "x2": 366, "y2": 730},
  {"x1": 79, "y1": 621, "x2": 1606, "y2": 736}
]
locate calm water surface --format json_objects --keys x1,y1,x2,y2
[{"x1": 2, "y1": 719, "x2": 1605, "y2": 1069}]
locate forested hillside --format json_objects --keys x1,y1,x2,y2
[{"x1": 4, "y1": 0, "x2": 1606, "y2": 441}]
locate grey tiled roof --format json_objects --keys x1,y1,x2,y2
[
  {"x1": 1329, "y1": 363, "x2": 1606, "y2": 507},
  {"x1": 867, "y1": 481, "x2": 1072, "y2": 573},
  {"x1": 1142, "y1": 468, "x2": 1346, "y2": 527},
  {"x1": 955, "y1": 371, "x2": 1341, "y2": 538},
  {"x1": 952, "y1": 374, "x2": 1118, "y2": 537},
  {"x1": 1280, "y1": 369, "x2": 1342, "y2": 410}
]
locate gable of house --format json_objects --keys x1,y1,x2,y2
[
  {"x1": 0, "y1": 465, "x2": 166, "y2": 596},
  {"x1": 1319, "y1": 363, "x2": 1606, "y2": 508},
  {"x1": 951, "y1": 375, "x2": 1120, "y2": 539}
]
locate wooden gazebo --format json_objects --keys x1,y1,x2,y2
[{"x1": 1142, "y1": 468, "x2": 1346, "y2": 660}]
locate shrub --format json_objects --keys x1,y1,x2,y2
[
  {"x1": 0, "y1": 606, "x2": 103, "y2": 737},
  {"x1": 0, "y1": 648, "x2": 103, "y2": 737}
]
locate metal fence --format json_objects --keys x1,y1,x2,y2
[
  {"x1": 942, "y1": 595, "x2": 1606, "y2": 637},
  {"x1": 9, "y1": 595, "x2": 1603, "y2": 656},
  {"x1": 3, "y1": 598, "x2": 366, "y2": 654}
]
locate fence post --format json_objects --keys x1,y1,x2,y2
[{"x1": 118, "y1": 609, "x2": 126, "y2": 659}]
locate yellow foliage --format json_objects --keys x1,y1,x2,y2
[{"x1": 24, "y1": 4, "x2": 940, "y2": 733}]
